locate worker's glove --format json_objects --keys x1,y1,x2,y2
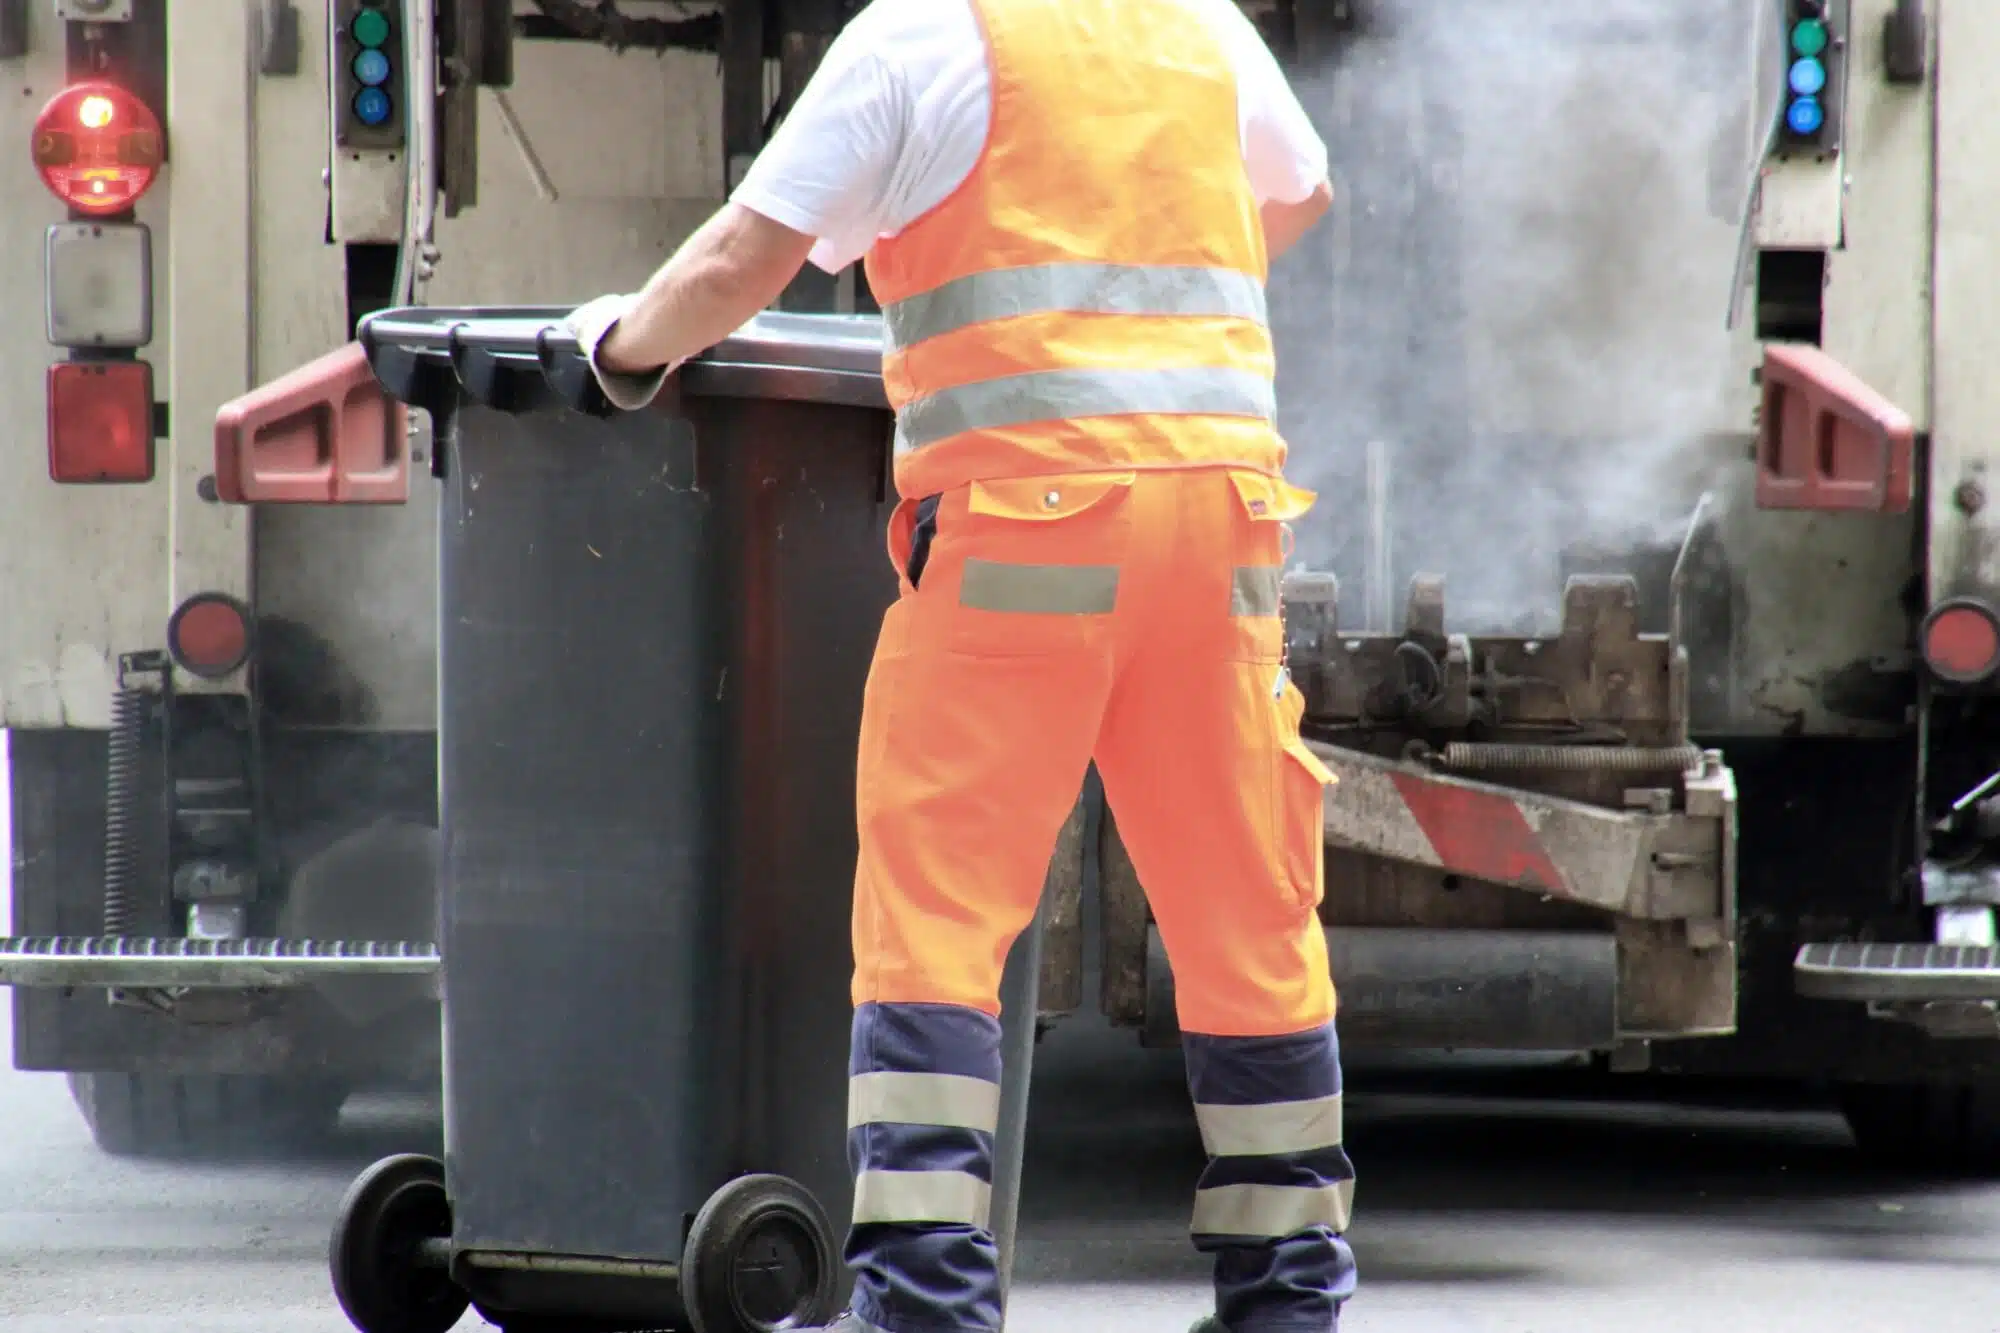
[{"x1": 561, "y1": 292, "x2": 682, "y2": 412}]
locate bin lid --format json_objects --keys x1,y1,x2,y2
[{"x1": 356, "y1": 306, "x2": 889, "y2": 419}]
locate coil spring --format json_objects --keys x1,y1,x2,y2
[
  {"x1": 1439, "y1": 743, "x2": 1704, "y2": 774},
  {"x1": 101, "y1": 686, "x2": 146, "y2": 936}
]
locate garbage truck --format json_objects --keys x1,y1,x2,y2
[{"x1": 7, "y1": 0, "x2": 2000, "y2": 1171}]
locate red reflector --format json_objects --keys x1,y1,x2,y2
[
  {"x1": 31, "y1": 81, "x2": 164, "y2": 216},
  {"x1": 47, "y1": 360, "x2": 154, "y2": 484},
  {"x1": 1756, "y1": 342, "x2": 1916, "y2": 514},
  {"x1": 213, "y1": 341, "x2": 409, "y2": 504},
  {"x1": 1922, "y1": 599, "x2": 2000, "y2": 685},
  {"x1": 167, "y1": 593, "x2": 253, "y2": 679}
]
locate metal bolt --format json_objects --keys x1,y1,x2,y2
[{"x1": 1957, "y1": 480, "x2": 1986, "y2": 515}]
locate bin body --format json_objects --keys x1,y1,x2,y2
[
  {"x1": 362, "y1": 310, "x2": 1039, "y2": 1326},
  {"x1": 438, "y1": 403, "x2": 739, "y2": 1265}
]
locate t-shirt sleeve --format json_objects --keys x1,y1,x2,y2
[
  {"x1": 729, "y1": 15, "x2": 911, "y2": 273},
  {"x1": 1224, "y1": 11, "x2": 1331, "y2": 205}
]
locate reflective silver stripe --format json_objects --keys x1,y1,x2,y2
[
  {"x1": 895, "y1": 367, "x2": 1276, "y2": 454},
  {"x1": 847, "y1": 1072, "x2": 1001, "y2": 1134},
  {"x1": 1230, "y1": 566, "x2": 1281, "y2": 618},
  {"x1": 882, "y1": 262, "x2": 1269, "y2": 351},
  {"x1": 1193, "y1": 1094, "x2": 1343, "y2": 1158},
  {"x1": 1190, "y1": 1180, "x2": 1355, "y2": 1239},
  {"x1": 959, "y1": 559, "x2": 1120, "y2": 615},
  {"x1": 852, "y1": 1169, "x2": 994, "y2": 1227}
]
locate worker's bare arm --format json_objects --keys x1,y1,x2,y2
[
  {"x1": 596, "y1": 203, "x2": 817, "y2": 375},
  {"x1": 1261, "y1": 179, "x2": 1333, "y2": 262}
]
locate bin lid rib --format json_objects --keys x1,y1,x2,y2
[{"x1": 357, "y1": 307, "x2": 890, "y2": 417}]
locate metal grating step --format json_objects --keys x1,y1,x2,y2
[
  {"x1": 0, "y1": 936, "x2": 440, "y2": 989},
  {"x1": 1794, "y1": 941, "x2": 2000, "y2": 1002}
]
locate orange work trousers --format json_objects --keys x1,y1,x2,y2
[{"x1": 851, "y1": 466, "x2": 1337, "y2": 1038}]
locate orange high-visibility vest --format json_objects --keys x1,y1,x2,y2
[{"x1": 863, "y1": 0, "x2": 1286, "y2": 502}]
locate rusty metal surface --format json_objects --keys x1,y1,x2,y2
[
  {"x1": 1097, "y1": 801, "x2": 1151, "y2": 1031},
  {"x1": 1316, "y1": 846, "x2": 1599, "y2": 932},
  {"x1": 1036, "y1": 794, "x2": 1088, "y2": 1020},
  {"x1": 1287, "y1": 572, "x2": 1680, "y2": 738},
  {"x1": 1141, "y1": 925, "x2": 1619, "y2": 1050},
  {"x1": 1307, "y1": 741, "x2": 1731, "y2": 923},
  {"x1": 1095, "y1": 559, "x2": 1741, "y2": 1043},
  {"x1": 1094, "y1": 737, "x2": 1737, "y2": 1040},
  {"x1": 1617, "y1": 920, "x2": 1738, "y2": 1037}
]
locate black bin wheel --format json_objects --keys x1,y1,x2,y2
[
  {"x1": 329, "y1": 1153, "x2": 470, "y2": 1333},
  {"x1": 681, "y1": 1173, "x2": 841, "y2": 1333}
]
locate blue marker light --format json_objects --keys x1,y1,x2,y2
[
  {"x1": 353, "y1": 86, "x2": 392, "y2": 127},
  {"x1": 352, "y1": 47, "x2": 392, "y2": 87},
  {"x1": 1789, "y1": 56, "x2": 1827, "y2": 97},
  {"x1": 1786, "y1": 96, "x2": 1825, "y2": 136}
]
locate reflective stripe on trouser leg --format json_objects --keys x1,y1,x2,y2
[
  {"x1": 1185, "y1": 1021, "x2": 1358, "y2": 1333},
  {"x1": 846, "y1": 1001, "x2": 1005, "y2": 1333}
]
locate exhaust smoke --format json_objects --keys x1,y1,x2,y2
[{"x1": 1272, "y1": 0, "x2": 1777, "y2": 634}]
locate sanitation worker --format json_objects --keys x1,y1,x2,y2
[{"x1": 563, "y1": 0, "x2": 1351, "y2": 1328}]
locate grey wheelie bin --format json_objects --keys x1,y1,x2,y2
[{"x1": 322, "y1": 309, "x2": 1042, "y2": 1333}]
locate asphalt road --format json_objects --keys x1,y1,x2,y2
[
  {"x1": 6, "y1": 737, "x2": 2000, "y2": 1333},
  {"x1": 4, "y1": 1016, "x2": 2000, "y2": 1333}
]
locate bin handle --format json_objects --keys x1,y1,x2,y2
[
  {"x1": 355, "y1": 310, "x2": 615, "y2": 418},
  {"x1": 536, "y1": 326, "x2": 614, "y2": 416},
  {"x1": 360, "y1": 310, "x2": 578, "y2": 359}
]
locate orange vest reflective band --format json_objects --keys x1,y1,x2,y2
[{"x1": 863, "y1": 0, "x2": 1285, "y2": 500}]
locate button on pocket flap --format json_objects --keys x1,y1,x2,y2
[
  {"x1": 968, "y1": 472, "x2": 1136, "y2": 522},
  {"x1": 1230, "y1": 472, "x2": 1317, "y2": 523}
]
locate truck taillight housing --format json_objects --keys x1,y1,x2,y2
[
  {"x1": 168, "y1": 592, "x2": 253, "y2": 679},
  {"x1": 1921, "y1": 598, "x2": 2000, "y2": 688},
  {"x1": 31, "y1": 80, "x2": 163, "y2": 217},
  {"x1": 47, "y1": 360, "x2": 154, "y2": 484}
]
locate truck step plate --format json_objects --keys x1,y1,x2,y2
[
  {"x1": 1794, "y1": 942, "x2": 2000, "y2": 1002},
  {"x1": 0, "y1": 936, "x2": 440, "y2": 989}
]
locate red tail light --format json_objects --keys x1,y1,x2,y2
[
  {"x1": 1922, "y1": 598, "x2": 2000, "y2": 686},
  {"x1": 167, "y1": 592, "x2": 253, "y2": 679},
  {"x1": 31, "y1": 80, "x2": 163, "y2": 217},
  {"x1": 47, "y1": 360, "x2": 154, "y2": 484}
]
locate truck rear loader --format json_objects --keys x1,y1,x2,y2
[{"x1": 4, "y1": 0, "x2": 1999, "y2": 1173}]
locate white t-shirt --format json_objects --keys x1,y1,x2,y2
[{"x1": 731, "y1": 0, "x2": 1330, "y2": 276}]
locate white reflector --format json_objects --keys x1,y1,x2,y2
[{"x1": 44, "y1": 221, "x2": 152, "y2": 349}]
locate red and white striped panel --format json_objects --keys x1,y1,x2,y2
[{"x1": 1308, "y1": 742, "x2": 1649, "y2": 914}]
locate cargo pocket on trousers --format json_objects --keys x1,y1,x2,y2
[
  {"x1": 947, "y1": 472, "x2": 1136, "y2": 657},
  {"x1": 1227, "y1": 472, "x2": 1318, "y2": 664},
  {"x1": 1272, "y1": 674, "x2": 1336, "y2": 913}
]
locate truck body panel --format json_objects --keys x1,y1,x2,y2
[
  {"x1": 1931, "y1": 0, "x2": 2000, "y2": 610},
  {"x1": 10, "y1": 0, "x2": 2000, "y2": 1167}
]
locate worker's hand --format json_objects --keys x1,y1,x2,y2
[{"x1": 561, "y1": 293, "x2": 681, "y2": 412}]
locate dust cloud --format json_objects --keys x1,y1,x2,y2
[{"x1": 1270, "y1": 0, "x2": 1780, "y2": 634}]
